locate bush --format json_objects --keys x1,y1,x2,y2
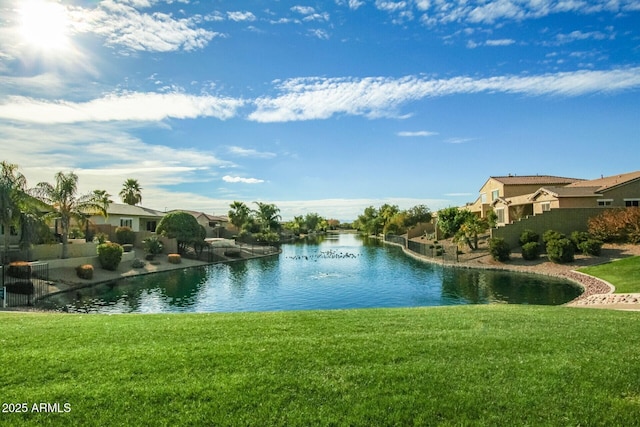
[
  {"x1": 97, "y1": 242, "x2": 124, "y2": 271},
  {"x1": 570, "y1": 231, "x2": 591, "y2": 252},
  {"x1": 143, "y1": 236, "x2": 164, "y2": 257},
  {"x1": 93, "y1": 233, "x2": 108, "y2": 244},
  {"x1": 488, "y1": 238, "x2": 511, "y2": 262},
  {"x1": 519, "y1": 229, "x2": 540, "y2": 246},
  {"x1": 168, "y1": 253, "x2": 182, "y2": 264},
  {"x1": 75, "y1": 264, "x2": 94, "y2": 280},
  {"x1": 543, "y1": 230, "x2": 565, "y2": 244},
  {"x1": 156, "y1": 211, "x2": 203, "y2": 254},
  {"x1": 132, "y1": 259, "x2": 146, "y2": 269},
  {"x1": 69, "y1": 228, "x2": 84, "y2": 239},
  {"x1": 546, "y1": 238, "x2": 575, "y2": 263},
  {"x1": 521, "y1": 242, "x2": 540, "y2": 260},
  {"x1": 578, "y1": 239, "x2": 603, "y2": 256},
  {"x1": 588, "y1": 208, "x2": 640, "y2": 244},
  {"x1": 115, "y1": 226, "x2": 135, "y2": 245}
]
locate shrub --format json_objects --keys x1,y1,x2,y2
[
  {"x1": 75, "y1": 264, "x2": 94, "y2": 280},
  {"x1": 488, "y1": 238, "x2": 511, "y2": 262},
  {"x1": 115, "y1": 226, "x2": 135, "y2": 245},
  {"x1": 97, "y1": 242, "x2": 124, "y2": 271},
  {"x1": 93, "y1": 233, "x2": 108, "y2": 244},
  {"x1": 156, "y1": 211, "x2": 203, "y2": 254},
  {"x1": 143, "y1": 236, "x2": 164, "y2": 257},
  {"x1": 543, "y1": 230, "x2": 565, "y2": 244},
  {"x1": 132, "y1": 258, "x2": 146, "y2": 269},
  {"x1": 588, "y1": 207, "x2": 640, "y2": 243},
  {"x1": 578, "y1": 239, "x2": 603, "y2": 256},
  {"x1": 521, "y1": 242, "x2": 540, "y2": 260},
  {"x1": 570, "y1": 231, "x2": 591, "y2": 252},
  {"x1": 546, "y1": 238, "x2": 575, "y2": 263},
  {"x1": 168, "y1": 253, "x2": 182, "y2": 264},
  {"x1": 519, "y1": 229, "x2": 539, "y2": 246},
  {"x1": 69, "y1": 228, "x2": 84, "y2": 239}
]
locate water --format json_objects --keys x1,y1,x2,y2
[{"x1": 42, "y1": 233, "x2": 582, "y2": 313}]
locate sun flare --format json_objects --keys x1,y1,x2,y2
[{"x1": 18, "y1": 0, "x2": 71, "y2": 51}]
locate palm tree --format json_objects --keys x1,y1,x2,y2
[
  {"x1": 253, "y1": 202, "x2": 281, "y2": 232},
  {"x1": 228, "y1": 201, "x2": 251, "y2": 232},
  {"x1": 35, "y1": 171, "x2": 110, "y2": 259},
  {"x1": 0, "y1": 162, "x2": 28, "y2": 262},
  {"x1": 119, "y1": 178, "x2": 142, "y2": 206}
]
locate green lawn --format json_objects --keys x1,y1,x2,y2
[
  {"x1": 578, "y1": 256, "x2": 640, "y2": 293},
  {"x1": 1, "y1": 306, "x2": 639, "y2": 426}
]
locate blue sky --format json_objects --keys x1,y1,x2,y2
[{"x1": 1, "y1": 0, "x2": 639, "y2": 221}]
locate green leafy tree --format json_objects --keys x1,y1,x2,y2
[
  {"x1": 156, "y1": 211, "x2": 203, "y2": 254},
  {"x1": 304, "y1": 212, "x2": 325, "y2": 233},
  {"x1": 437, "y1": 207, "x2": 470, "y2": 239},
  {"x1": 384, "y1": 211, "x2": 408, "y2": 235},
  {"x1": 34, "y1": 171, "x2": 109, "y2": 259},
  {"x1": 119, "y1": 178, "x2": 142, "y2": 206},
  {"x1": 404, "y1": 204, "x2": 432, "y2": 228},
  {"x1": 379, "y1": 204, "x2": 400, "y2": 234},
  {"x1": 356, "y1": 206, "x2": 382, "y2": 235}
]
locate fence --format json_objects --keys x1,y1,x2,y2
[
  {"x1": 184, "y1": 242, "x2": 280, "y2": 263},
  {"x1": 1, "y1": 262, "x2": 50, "y2": 307},
  {"x1": 385, "y1": 235, "x2": 459, "y2": 263}
]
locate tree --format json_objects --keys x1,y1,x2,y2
[
  {"x1": 1, "y1": 162, "x2": 29, "y2": 261},
  {"x1": 156, "y1": 211, "x2": 203, "y2": 254},
  {"x1": 119, "y1": 178, "x2": 142, "y2": 206},
  {"x1": 228, "y1": 201, "x2": 251, "y2": 232},
  {"x1": 404, "y1": 204, "x2": 432, "y2": 228},
  {"x1": 454, "y1": 213, "x2": 489, "y2": 250},
  {"x1": 356, "y1": 205, "x2": 382, "y2": 235},
  {"x1": 436, "y1": 207, "x2": 470, "y2": 239},
  {"x1": 378, "y1": 204, "x2": 400, "y2": 233},
  {"x1": 304, "y1": 212, "x2": 324, "y2": 233},
  {"x1": 34, "y1": 171, "x2": 109, "y2": 259},
  {"x1": 253, "y1": 202, "x2": 281, "y2": 232}
]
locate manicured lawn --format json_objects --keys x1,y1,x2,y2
[
  {"x1": 1, "y1": 306, "x2": 639, "y2": 426},
  {"x1": 578, "y1": 256, "x2": 640, "y2": 293}
]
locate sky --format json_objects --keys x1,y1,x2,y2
[{"x1": 0, "y1": 0, "x2": 639, "y2": 221}]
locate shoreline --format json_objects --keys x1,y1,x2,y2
[{"x1": 385, "y1": 237, "x2": 640, "y2": 311}]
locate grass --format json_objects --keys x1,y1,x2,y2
[
  {"x1": 1, "y1": 306, "x2": 640, "y2": 426},
  {"x1": 578, "y1": 256, "x2": 640, "y2": 293}
]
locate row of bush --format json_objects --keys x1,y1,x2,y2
[{"x1": 489, "y1": 228, "x2": 604, "y2": 264}]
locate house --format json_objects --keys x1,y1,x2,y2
[
  {"x1": 176, "y1": 210, "x2": 230, "y2": 238},
  {"x1": 467, "y1": 175, "x2": 582, "y2": 225},
  {"x1": 530, "y1": 171, "x2": 640, "y2": 214},
  {"x1": 90, "y1": 203, "x2": 165, "y2": 232}
]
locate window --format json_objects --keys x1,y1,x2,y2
[
  {"x1": 146, "y1": 221, "x2": 157, "y2": 232},
  {"x1": 481, "y1": 193, "x2": 487, "y2": 204},
  {"x1": 120, "y1": 218, "x2": 133, "y2": 228},
  {"x1": 541, "y1": 202, "x2": 551, "y2": 212},
  {"x1": 491, "y1": 190, "x2": 500, "y2": 201},
  {"x1": 495, "y1": 208, "x2": 505, "y2": 224},
  {"x1": 598, "y1": 199, "x2": 613, "y2": 207},
  {"x1": 1, "y1": 225, "x2": 17, "y2": 235},
  {"x1": 625, "y1": 199, "x2": 640, "y2": 207}
]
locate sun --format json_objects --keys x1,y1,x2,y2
[{"x1": 18, "y1": 0, "x2": 71, "y2": 51}]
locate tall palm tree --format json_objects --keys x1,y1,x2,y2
[
  {"x1": 119, "y1": 178, "x2": 142, "y2": 206},
  {"x1": 253, "y1": 201, "x2": 281, "y2": 232},
  {"x1": 228, "y1": 201, "x2": 251, "y2": 232},
  {"x1": 0, "y1": 162, "x2": 28, "y2": 262},
  {"x1": 35, "y1": 171, "x2": 110, "y2": 259}
]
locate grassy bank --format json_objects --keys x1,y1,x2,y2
[
  {"x1": 578, "y1": 256, "x2": 640, "y2": 293},
  {"x1": 1, "y1": 306, "x2": 639, "y2": 426}
]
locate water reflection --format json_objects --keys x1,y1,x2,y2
[{"x1": 42, "y1": 233, "x2": 582, "y2": 313}]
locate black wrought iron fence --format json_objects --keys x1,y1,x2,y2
[
  {"x1": 185, "y1": 243, "x2": 280, "y2": 263},
  {"x1": 386, "y1": 235, "x2": 459, "y2": 263},
  {"x1": 1, "y1": 262, "x2": 50, "y2": 307},
  {"x1": 384, "y1": 234, "x2": 407, "y2": 247}
]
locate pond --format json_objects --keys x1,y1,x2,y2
[{"x1": 41, "y1": 233, "x2": 582, "y2": 313}]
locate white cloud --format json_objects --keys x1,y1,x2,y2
[
  {"x1": 445, "y1": 137, "x2": 476, "y2": 144},
  {"x1": 376, "y1": 1, "x2": 408, "y2": 13},
  {"x1": 249, "y1": 67, "x2": 640, "y2": 122},
  {"x1": 71, "y1": 0, "x2": 220, "y2": 52},
  {"x1": 555, "y1": 30, "x2": 611, "y2": 44},
  {"x1": 397, "y1": 130, "x2": 438, "y2": 137},
  {"x1": 223, "y1": 175, "x2": 265, "y2": 184},
  {"x1": 309, "y1": 29, "x2": 330, "y2": 39},
  {"x1": 291, "y1": 6, "x2": 316, "y2": 15},
  {"x1": 227, "y1": 11, "x2": 257, "y2": 22},
  {"x1": 228, "y1": 147, "x2": 277, "y2": 158},
  {"x1": 485, "y1": 38, "x2": 516, "y2": 46},
  {"x1": 0, "y1": 91, "x2": 244, "y2": 124}
]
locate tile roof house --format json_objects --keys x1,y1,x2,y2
[
  {"x1": 90, "y1": 203, "x2": 165, "y2": 232},
  {"x1": 174, "y1": 210, "x2": 230, "y2": 238},
  {"x1": 467, "y1": 175, "x2": 583, "y2": 224}
]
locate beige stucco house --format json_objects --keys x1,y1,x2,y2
[
  {"x1": 91, "y1": 203, "x2": 165, "y2": 232},
  {"x1": 467, "y1": 175, "x2": 582, "y2": 224},
  {"x1": 530, "y1": 171, "x2": 640, "y2": 214},
  {"x1": 177, "y1": 210, "x2": 230, "y2": 238}
]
